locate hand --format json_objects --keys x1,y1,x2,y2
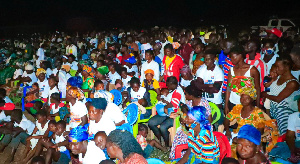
[
  {"x1": 169, "y1": 112, "x2": 179, "y2": 119},
  {"x1": 224, "y1": 106, "x2": 230, "y2": 115},
  {"x1": 164, "y1": 106, "x2": 168, "y2": 114},
  {"x1": 225, "y1": 130, "x2": 232, "y2": 141}
]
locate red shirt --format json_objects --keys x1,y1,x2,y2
[
  {"x1": 178, "y1": 43, "x2": 193, "y2": 65},
  {"x1": 121, "y1": 54, "x2": 131, "y2": 65},
  {"x1": 162, "y1": 55, "x2": 185, "y2": 82},
  {"x1": 121, "y1": 153, "x2": 147, "y2": 164}
]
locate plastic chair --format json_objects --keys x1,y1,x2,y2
[
  {"x1": 122, "y1": 103, "x2": 139, "y2": 134},
  {"x1": 277, "y1": 133, "x2": 286, "y2": 142},
  {"x1": 146, "y1": 158, "x2": 165, "y2": 164},
  {"x1": 110, "y1": 89, "x2": 122, "y2": 106},
  {"x1": 175, "y1": 144, "x2": 188, "y2": 159},
  {"x1": 209, "y1": 102, "x2": 221, "y2": 125},
  {"x1": 116, "y1": 123, "x2": 133, "y2": 134},
  {"x1": 213, "y1": 131, "x2": 231, "y2": 162}
]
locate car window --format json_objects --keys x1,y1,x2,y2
[
  {"x1": 281, "y1": 20, "x2": 293, "y2": 26},
  {"x1": 270, "y1": 20, "x2": 278, "y2": 26}
]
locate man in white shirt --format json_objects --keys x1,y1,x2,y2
[
  {"x1": 103, "y1": 103, "x2": 126, "y2": 126},
  {"x1": 66, "y1": 41, "x2": 78, "y2": 59},
  {"x1": 140, "y1": 50, "x2": 160, "y2": 82},
  {"x1": 36, "y1": 44, "x2": 45, "y2": 68},
  {"x1": 22, "y1": 64, "x2": 38, "y2": 86},
  {"x1": 195, "y1": 50, "x2": 224, "y2": 107}
]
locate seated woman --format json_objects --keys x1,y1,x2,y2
[
  {"x1": 175, "y1": 106, "x2": 220, "y2": 164},
  {"x1": 237, "y1": 125, "x2": 270, "y2": 164},
  {"x1": 106, "y1": 129, "x2": 147, "y2": 164},
  {"x1": 81, "y1": 65, "x2": 95, "y2": 91},
  {"x1": 148, "y1": 76, "x2": 185, "y2": 147},
  {"x1": 141, "y1": 69, "x2": 161, "y2": 98}
]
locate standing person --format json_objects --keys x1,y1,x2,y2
[
  {"x1": 178, "y1": 34, "x2": 194, "y2": 65},
  {"x1": 195, "y1": 49, "x2": 224, "y2": 108},
  {"x1": 191, "y1": 43, "x2": 205, "y2": 74},
  {"x1": 261, "y1": 56, "x2": 300, "y2": 135},
  {"x1": 244, "y1": 39, "x2": 267, "y2": 92},
  {"x1": 106, "y1": 130, "x2": 147, "y2": 164},
  {"x1": 161, "y1": 44, "x2": 185, "y2": 83},
  {"x1": 290, "y1": 44, "x2": 300, "y2": 80},
  {"x1": 140, "y1": 49, "x2": 160, "y2": 82},
  {"x1": 36, "y1": 44, "x2": 45, "y2": 68},
  {"x1": 120, "y1": 45, "x2": 131, "y2": 65},
  {"x1": 225, "y1": 46, "x2": 260, "y2": 114},
  {"x1": 261, "y1": 39, "x2": 279, "y2": 75},
  {"x1": 65, "y1": 40, "x2": 78, "y2": 59}
]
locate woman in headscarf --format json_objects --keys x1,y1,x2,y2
[
  {"x1": 81, "y1": 65, "x2": 95, "y2": 90},
  {"x1": 236, "y1": 125, "x2": 270, "y2": 164},
  {"x1": 175, "y1": 106, "x2": 220, "y2": 164},
  {"x1": 36, "y1": 68, "x2": 50, "y2": 99},
  {"x1": 66, "y1": 87, "x2": 88, "y2": 129},
  {"x1": 69, "y1": 125, "x2": 106, "y2": 164},
  {"x1": 106, "y1": 129, "x2": 147, "y2": 164}
]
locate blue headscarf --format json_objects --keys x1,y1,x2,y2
[
  {"x1": 187, "y1": 106, "x2": 210, "y2": 131},
  {"x1": 69, "y1": 124, "x2": 89, "y2": 142},
  {"x1": 68, "y1": 76, "x2": 83, "y2": 88}
]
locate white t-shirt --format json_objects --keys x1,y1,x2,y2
[
  {"x1": 140, "y1": 60, "x2": 160, "y2": 82},
  {"x1": 79, "y1": 141, "x2": 106, "y2": 164},
  {"x1": 122, "y1": 75, "x2": 132, "y2": 90},
  {"x1": 180, "y1": 78, "x2": 192, "y2": 88},
  {"x1": 0, "y1": 111, "x2": 11, "y2": 122},
  {"x1": 196, "y1": 65, "x2": 224, "y2": 104},
  {"x1": 288, "y1": 112, "x2": 300, "y2": 141},
  {"x1": 103, "y1": 103, "x2": 126, "y2": 124},
  {"x1": 261, "y1": 53, "x2": 279, "y2": 75},
  {"x1": 48, "y1": 86, "x2": 59, "y2": 105},
  {"x1": 37, "y1": 79, "x2": 50, "y2": 98},
  {"x1": 4, "y1": 96, "x2": 12, "y2": 103},
  {"x1": 108, "y1": 72, "x2": 121, "y2": 84},
  {"x1": 292, "y1": 70, "x2": 300, "y2": 81},
  {"x1": 124, "y1": 65, "x2": 139, "y2": 78},
  {"x1": 22, "y1": 72, "x2": 38, "y2": 86},
  {"x1": 89, "y1": 115, "x2": 116, "y2": 136},
  {"x1": 14, "y1": 116, "x2": 35, "y2": 135},
  {"x1": 69, "y1": 100, "x2": 88, "y2": 129},
  {"x1": 94, "y1": 90, "x2": 114, "y2": 103},
  {"x1": 37, "y1": 48, "x2": 45, "y2": 61},
  {"x1": 130, "y1": 87, "x2": 147, "y2": 102}
]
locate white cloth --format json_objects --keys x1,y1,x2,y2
[
  {"x1": 122, "y1": 75, "x2": 132, "y2": 90},
  {"x1": 70, "y1": 61, "x2": 78, "y2": 70},
  {"x1": 89, "y1": 115, "x2": 116, "y2": 136},
  {"x1": 288, "y1": 112, "x2": 300, "y2": 141},
  {"x1": 140, "y1": 60, "x2": 160, "y2": 82},
  {"x1": 30, "y1": 120, "x2": 49, "y2": 148},
  {"x1": 108, "y1": 72, "x2": 121, "y2": 84},
  {"x1": 52, "y1": 133, "x2": 68, "y2": 152},
  {"x1": 140, "y1": 43, "x2": 153, "y2": 59},
  {"x1": 196, "y1": 65, "x2": 224, "y2": 104},
  {"x1": 37, "y1": 79, "x2": 50, "y2": 98},
  {"x1": 13, "y1": 69, "x2": 23, "y2": 79},
  {"x1": 124, "y1": 65, "x2": 139, "y2": 78},
  {"x1": 103, "y1": 103, "x2": 126, "y2": 124},
  {"x1": 130, "y1": 87, "x2": 146, "y2": 102},
  {"x1": 52, "y1": 68, "x2": 59, "y2": 76},
  {"x1": 69, "y1": 100, "x2": 88, "y2": 129},
  {"x1": 4, "y1": 96, "x2": 12, "y2": 103},
  {"x1": 22, "y1": 72, "x2": 38, "y2": 86},
  {"x1": 79, "y1": 141, "x2": 106, "y2": 164},
  {"x1": 261, "y1": 53, "x2": 279, "y2": 75},
  {"x1": 58, "y1": 70, "x2": 71, "y2": 98},
  {"x1": 292, "y1": 70, "x2": 300, "y2": 81},
  {"x1": 160, "y1": 41, "x2": 171, "y2": 57},
  {"x1": 14, "y1": 116, "x2": 35, "y2": 135},
  {"x1": 66, "y1": 44, "x2": 78, "y2": 58},
  {"x1": 94, "y1": 90, "x2": 114, "y2": 103},
  {"x1": 37, "y1": 48, "x2": 45, "y2": 61},
  {"x1": 48, "y1": 86, "x2": 59, "y2": 105},
  {"x1": 180, "y1": 78, "x2": 192, "y2": 88},
  {"x1": 0, "y1": 111, "x2": 11, "y2": 122},
  {"x1": 46, "y1": 68, "x2": 53, "y2": 78}
]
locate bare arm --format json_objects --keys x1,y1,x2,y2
[
  {"x1": 265, "y1": 80, "x2": 299, "y2": 103},
  {"x1": 79, "y1": 115, "x2": 88, "y2": 126},
  {"x1": 286, "y1": 130, "x2": 296, "y2": 155},
  {"x1": 177, "y1": 148, "x2": 191, "y2": 164},
  {"x1": 251, "y1": 67, "x2": 261, "y2": 107}
]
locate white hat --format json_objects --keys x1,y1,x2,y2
[
  {"x1": 143, "y1": 44, "x2": 153, "y2": 51},
  {"x1": 25, "y1": 64, "x2": 34, "y2": 71}
]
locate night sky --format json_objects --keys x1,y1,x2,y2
[{"x1": 0, "y1": 0, "x2": 299, "y2": 35}]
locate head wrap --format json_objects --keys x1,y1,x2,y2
[
  {"x1": 187, "y1": 106, "x2": 211, "y2": 131},
  {"x1": 25, "y1": 64, "x2": 34, "y2": 71},
  {"x1": 36, "y1": 68, "x2": 46, "y2": 77},
  {"x1": 144, "y1": 69, "x2": 154, "y2": 76},
  {"x1": 67, "y1": 76, "x2": 83, "y2": 88},
  {"x1": 229, "y1": 76, "x2": 257, "y2": 100},
  {"x1": 67, "y1": 86, "x2": 85, "y2": 100},
  {"x1": 69, "y1": 124, "x2": 89, "y2": 142},
  {"x1": 97, "y1": 66, "x2": 109, "y2": 75},
  {"x1": 91, "y1": 98, "x2": 107, "y2": 110},
  {"x1": 180, "y1": 65, "x2": 192, "y2": 75},
  {"x1": 237, "y1": 124, "x2": 261, "y2": 146},
  {"x1": 62, "y1": 65, "x2": 71, "y2": 72},
  {"x1": 82, "y1": 65, "x2": 94, "y2": 77}
]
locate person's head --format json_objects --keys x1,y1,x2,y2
[
  {"x1": 94, "y1": 131, "x2": 107, "y2": 150},
  {"x1": 48, "y1": 77, "x2": 56, "y2": 88},
  {"x1": 290, "y1": 44, "x2": 300, "y2": 68},
  {"x1": 185, "y1": 106, "x2": 210, "y2": 130},
  {"x1": 180, "y1": 65, "x2": 192, "y2": 80},
  {"x1": 138, "y1": 124, "x2": 148, "y2": 138},
  {"x1": 185, "y1": 84, "x2": 202, "y2": 100},
  {"x1": 262, "y1": 39, "x2": 275, "y2": 55},
  {"x1": 106, "y1": 130, "x2": 144, "y2": 160},
  {"x1": 129, "y1": 77, "x2": 140, "y2": 92},
  {"x1": 36, "y1": 68, "x2": 46, "y2": 82},
  {"x1": 69, "y1": 124, "x2": 89, "y2": 155},
  {"x1": 245, "y1": 39, "x2": 260, "y2": 53},
  {"x1": 97, "y1": 60, "x2": 105, "y2": 68},
  {"x1": 88, "y1": 98, "x2": 107, "y2": 122},
  {"x1": 82, "y1": 65, "x2": 94, "y2": 78},
  {"x1": 56, "y1": 120, "x2": 66, "y2": 136},
  {"x1": 11, "y1": 109, "x2": 23, "y2": 124},
  {"x1": 194, "y1": 43, "x2": 205, "y2": 54},
  {"x1": 166, "y1": 76, "x2": 178, "y2": 91},
  {"x1": 36, "y1": 110, "x2": 48, "y2": 124},
  {"x1": 204, "y1": 49, "x2": 218, "y2": 69},
  {"x1": 144, "y1": 69, "x2": 154, "y2": 82},
  {"x1": 54, "y1": 60, "x2": 62, "y2": 69},
  {"x1": 237, "y1": 125, "x2": 262, "y2": 160},
  {"x1": 99, "y1": 160, "x2": 115, "y2": 164},
  {"x1": 68, "y1": 54, "x2": 76, "y2": 63},
  {"x1": 31, "y1": 156, "x2": 45, "y2": 164},
  {"x1": 180, "y1": 34, "x2": 188, "y2": 45},
  {"x1": 121, "y1": 45, "x2": 128, "y2": 53},
  {"x1": 221, "y1": 38, "x2": 237, "y2": 54},
  {"x1": 62, "y1": 56, "x2": 68, "y2": 63},
  {"x1": 221, "y1": 157, "x2": 239, "y2": 164},
  {"x1": 48, "y1": 120, "x2": 56, "y2": 132},
  {"x1": 108, "y1": 64, "x2": 116, "y2": 73},
  {"x1": 145, "y1": 49, "x2": 155, "y2": 61},
  {"x1": 266, "y1": 28, "x2": 282, "y2": 42},
  {"x1": 66, "y1": 86, "x2": 84, "y2": 102},
  {"x1": 229, "y1": 45, "x2": 246, "y2": 65},
  {"x1": 278, "y1": 38, "x2": 294, "y2": 55},
  {"x1": 34, "y1": 101, "x2": 43, "y2": 110},
  {"x1": 120, "y1": 67, "x2": 128, "y2": 79},
  {"x1": 50, "y1": 92, "x2": 60, "y2": 104},
  {"x1": 275, "y1": 56, "x2": 293, "y2": 75},
  {"x1": 67, "y1": 76, "x2": 83, "y2": 88},
  {"x1": 94, "y1": 80, "x2": 104, "y2": 91},
  {"x1": 164, "y1": 43, "x2": 175, "y2": 57},
  {"x1": 161, "y1": 88, "x2": 169, "y2": 97},
  {"x1": 0, "y1": 88, "x2": 6, "y2": 99},
  {"x1": 240, "y1": 94, "x2": 254, "y2": 107}
]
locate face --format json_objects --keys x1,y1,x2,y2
[
  {"x1": 185, "y1": 92, "x2": 192, "y2": 100},
  {"x1": 245, "y1": 42, "x2": 256, "y2": 53},
  {"x1": 109, "y1": 65, "x2": 115, "y2": 72},
  {"x1": 48, "y1": 123, "x2": 56, "y2": 132},
  {"x1": 56, "y1": 124, "x2": 65, "y2": 136},
  {"x1": 164, "y1": 48, "x2": 174, "y2": 57},
  {"x1": 166, "y1": 83, "x2": 177, "y2": 91},
  {"x1": 55, "y1": 61, "x2": 62, "y2": 68},
  {"x1": 97, "y1": 61, "x2": 103, "y2": 68},
  {"x1": 88, "y1": 106, "x2": 102, "y2": 121},
  {"x1": 69, "y1": 141, "x2": 83, "y2": 155},
  {"x1": 139, "y1": 129, "x2": 148, "y2": 138},
  {"x1": 48, "y1": 78, "x2": 56, "y2": 87},
  {"x1": 106, "y1": 142, "x2": 119, "y2": 159},
  {"x1": 37, "y1": 115, "x2": 46, "y2": 124},
  {"x1": 222, "y1": 42, "x2": 233, "y2": 54},
  {"x1": 275, "y1": 61, "x2": 287, "y2": 75},
  {"x1": 95, "y1": 83, "x2": 104, "y2": 90},
  {"x1": 145, "y1": 73, "x2": 153, "y2": 82},
  {"x1": 267, "y1": 33, "x2": 278, "y2": 41},
  {"x1": 145, "y1": 52, "x2": 152, "y2": 61},
  {"x1": 194, "y1": 45, "x2": 202, "y2": 54},
  {"x1": 230, "y1": 53, "x2": 242, "y2": 65},
  {"x1": 26, "y1": 70, "x2": 33, "y2": 74},
  {"x1": 131, "y1": 83, "x2": 140, "y2": 92},
  {"x1": 38, "y1": 73, "x2": 46, "y2": 82},
  {"x1": 184, "y1": 114, "x2": 194, "y2": 125},
  {"x1": 121, "y1": 71, "x2": 127, "y2": 79},
  {"x1": 62, "y1": 58, "x2": 67, "y2": 63},
  {"x1": 65, "y1": 90, "x2": 73, "y2": 102},
  {"x1": 81, "y1": 70, "x2": 89, "y2": 78},
  {"x1": 204, "y1": 54, "x2": 215, "y2": 68},
  {"x1": 94, "y1": 135, "x2": 106, "y2": 150},
  {"x1": 240, "y1": 94, "x2": 252, "y2": 106},
  {"x1": 237, "y1": 138, "x2": 257, "y2": 159}
]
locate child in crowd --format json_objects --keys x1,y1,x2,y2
[
  {"x1": 141, "y1": 69, "x2": 161, "y2": 96},
  {"x1": 137, "y1": 124, "x2": 167, "y2": 158},
  {"x1": 27, "y1": 100, "x2": 43, "y2": 116},
  {"x1": 26, "y1": 82, "x2": 39, "y2": 102},
  {"x1": 263, "y1": 65, "x2": 278, "y2": 115},
  {"x1": 49, "y1": 92, "x2": 67, "y2": 121},
  {"x1": 120, "y1": 67, "x2": 131, "y2": 92},
  {"x1": 94, "y1": 131, "x2": 110, "y2": 159},
  {"x1": 180, "y1": 65, "x2": 193, "y2": 90},
  {"x1": 192, "y1": 43, "x2": 205, "y2": 74},
  {"x1": 124, "y1": 56, "x2": 139, "y2": 77},
  {"x1": 107, "y1": 64, "x2": 121, "y2": 91},
  {"x1": 36, "y1": 68, "x2": 50, "y2": 99},
  {"x1": 90, "y1": 80, "x2": 114, "y2": 103},
  {"x1": 47, "y1": 77, "x2": 59, "y2": 105}
]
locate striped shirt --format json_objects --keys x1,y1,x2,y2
[
  {"x1": 222, "y1": 57, "x2": 234, "y2": 93},
  {"x1": 188, "y1": 128, "x2": 220, "y2": 163},
  {"x1": 245, "y1": 53, "x2": 267, "y2": 92}
]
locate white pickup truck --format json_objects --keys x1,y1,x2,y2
[{"x1": 251, "y1": 19, "x2": 298, "y2": 37}]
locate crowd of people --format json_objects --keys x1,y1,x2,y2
[{"x1": 0, "y1": 26, "x2": 300, "y2": 164}]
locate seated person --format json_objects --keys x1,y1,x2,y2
[
  {"x1": 137, "y1": 124, "x2": 167, "y2": 158},
  {"x1": 179, "y1": 65, "x2": 193, "y2": 90},
  {"x1": 21, "y1": 64, "x2": 38, "y2": 86},
  {"x1": 141, "y1": 69, "x2": 161, "y2": 99},
  {"x1": 48, "y1": 93, "x2": 69, "y2": 122},
  {"x1": 94, "y1": 131, "x2": 110, "y2": 160},
  {"x1": 120, "y1": 67, "x2": 132, "y2": 92},
  {"x1": 25, "y1": 83, "x2": 39, "y2": 102},
  {"x1": 26, "y1": 100, "x2": 43, "y2": 116},
  {"x1": 36, "y1": 68, "x2": 50, "y2": 99},
  {"x1": 90, "y1": 80, "x2": 114, "y2": 103}
]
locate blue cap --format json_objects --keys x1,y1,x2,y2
[
  {"x1": 237, "y1": 124, "x2": 261, "y2": 145},
  {"x1": 124, "y1": 56, "x2": 137, "y2": 64}
]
